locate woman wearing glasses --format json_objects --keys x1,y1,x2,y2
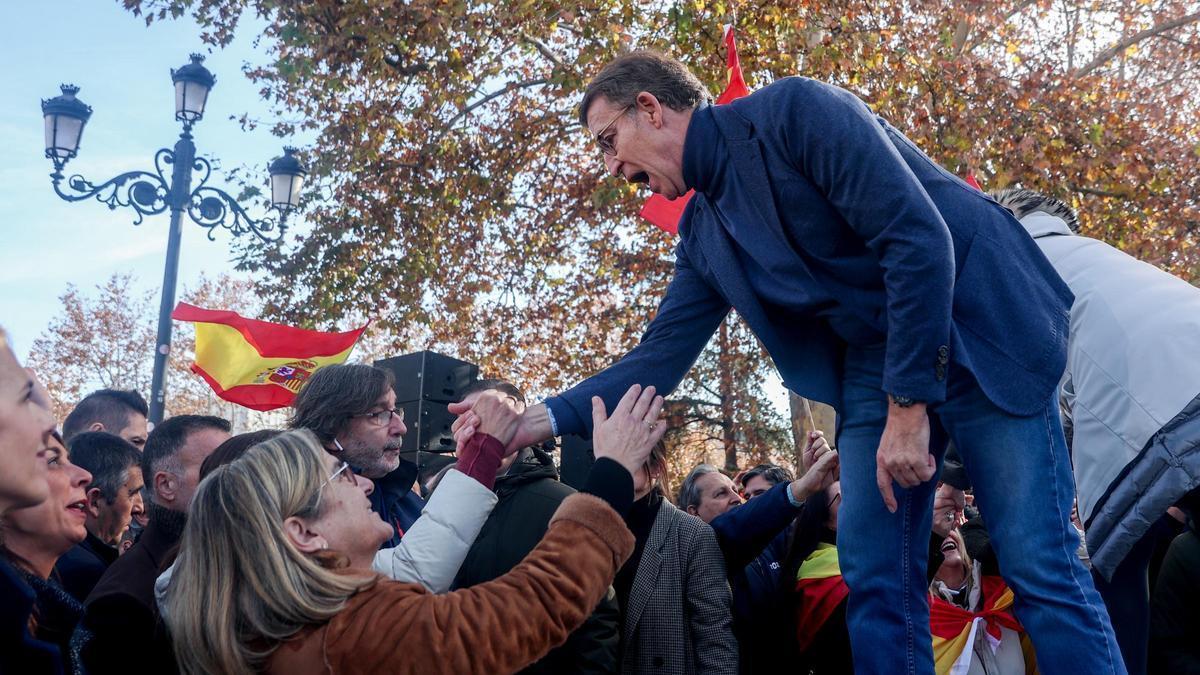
[{"x1": 166, "y1": 385, "x2": 666, "y2": 675}]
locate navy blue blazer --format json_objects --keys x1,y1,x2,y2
[{"x1": 546, "y1": 77, "x2": 1071, "y2": 436}]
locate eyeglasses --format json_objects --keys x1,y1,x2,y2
[
  {"x1": 593, "y1": 104, "x2": 632, "y2": 156},
  {"x1": 351, "y1": 407, "x2": 403, "y2": 426},
  {"x1": 314, "y1": 460, "x2": 356, "y2": 511}
]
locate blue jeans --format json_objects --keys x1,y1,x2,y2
[{"x1": 836, "y1": 347, "x2": 1125, "y2": 674}]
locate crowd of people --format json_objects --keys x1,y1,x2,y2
[{"x1": 4, "y1": 48, "x2": 1200, "y2": 675}]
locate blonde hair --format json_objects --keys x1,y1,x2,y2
[{"x1": 165, "y1": 429, "x2": 376, "y2": 675}]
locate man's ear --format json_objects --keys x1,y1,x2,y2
[
  {"x1": 85, "y1": 487, "x2": 105, "y2": 519},
  {"x1": 635, "y1": 91, "x2": 665, "y2": 128},
  {"x1": 153, "y1": 470, "x2": 176, "y2": 506},
  {"x1": 87, "y1": 422, "x2": 106, "y2": 433},
  {"x1": 685, "y1": 504, "x2": 699, "y2": 516},
  {"x1": 283, "y1": 516, "x2": 327, "y2": 554}
]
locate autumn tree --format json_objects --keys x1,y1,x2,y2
[
  {"x1": 122, "y1": 0, "x2": 1199, "y2": 472},
  {"x1": 27, "y1": 272, "x2": 304, "y2": 430},
  {"x1": 26, "y1": 274, "x2": 156, "y2": 422}
]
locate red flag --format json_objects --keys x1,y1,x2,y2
[
  {"x1": 965, "y1": 173, "x2": 983, "y2": 191},
  {"x1": 171, "y1": 303, "x2": 368, "y2": 411},
  {"x1": 641, "y1": 26, "x2": 750, "y2": 235}
]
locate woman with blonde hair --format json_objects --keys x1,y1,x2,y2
[
  {"x1": 166, "y1": 385, "x2": 666, "y2": 675},
  {"x1": 0, "y1": 327, "x2": 64, "y2": 674}
]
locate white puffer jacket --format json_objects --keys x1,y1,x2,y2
[
  {"x1": 369, "y1": 468, "x2": 497, "y2": 590},
  {"x1": 155, "y1": 467, "x2": 497, "y2": 611}
]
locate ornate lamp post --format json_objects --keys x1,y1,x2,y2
[{"x1": 41, "y1": 54, "x2": 308, "y2": 425}]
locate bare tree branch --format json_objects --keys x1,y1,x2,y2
[
  {"x1": 442, "y1": 78, "x2": 550, "y2": 132},
  {"x1": 1075, "y1": 11, "x2": 1200, "y2": 77}
]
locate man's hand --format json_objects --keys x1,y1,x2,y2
[
  {"x1": 591, "y1": 385, "x2": 666, "y2": 476},
  {"x1": 455, "y1": 391, "x2": 522, "y2": 453},
  {"x1": 876, "y1": 401, "x2": 935, "y2": 513},
  {"x1": 791, "y1": 431, "x2": 838, "y2": 502},
  {"x1": 450, "y1": 397, "x2": 554, "y2": 454}
]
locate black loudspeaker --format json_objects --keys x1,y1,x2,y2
[
  {"x1": 558, "y1": 434, "x2": 595, "y2": 490},
  {"x1": 374, "y1": 351, "x2": 480, "y2": 454},
  {"x1": 396, "y1": 398, "x2": 457, "y2": 455},
  {"x1": 375, "y1": 351, "x2": 479, "y2": 403}
]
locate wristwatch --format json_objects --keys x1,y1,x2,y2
[{"x1": 889, "y1": 394, "x2": 919, "y2": 408}]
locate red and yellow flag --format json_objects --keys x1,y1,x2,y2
[
  {"x1": 794, "y1": 543, "x2": 850, "y2": 651},
  {"x1": 640, "y1": 25, "x2": 751, "y2": 235},
  {"x1": 930, "y1": 576, "x2": 1038, "y2": 675},
  {"x1": 171, "y1": 303, "x2": 367, "y2": 411}
]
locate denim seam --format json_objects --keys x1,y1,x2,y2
[
  {"x1": 902, "y1": 489, "x2": 915, "y2": 674},
  {"x1": 1042, "y1": 403, "x2": 1120, "y2": 674}
]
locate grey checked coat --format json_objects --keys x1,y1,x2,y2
[{"x1": 620, "y1": 499, "x2": 738, "y2": 675}]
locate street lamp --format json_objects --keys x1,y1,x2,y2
[{"x1": 40, "y1": 54, "x2": 309, "y2": 425}]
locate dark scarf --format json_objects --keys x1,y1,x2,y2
[{"x1": 16, "y1": 565, "x2": 84, "y2": 667}]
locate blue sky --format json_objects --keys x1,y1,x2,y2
[{"x1": 0, "y1": 3, "x2": 291, "y2": 360}]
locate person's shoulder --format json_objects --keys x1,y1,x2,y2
[{"x1": 517, "y1": 476, "x2": 576, "y2": 502}]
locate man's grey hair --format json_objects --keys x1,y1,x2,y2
[
  {"x1": 579, "y1": 50, "x2": 712, "y2": 127},
  {"x1": 990, "y1": 187, "x2": 1080, "y2": 233},
  {"x1": 678, "y1": 464, "x2": 722, "y2": 511}
]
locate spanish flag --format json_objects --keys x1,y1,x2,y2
[
  {"x1": 172, "y1": 303, "x2": 367, "y2": 411},
  {"x1": 794, "y1": 543, "x2": 850, "y2": 651},
  {"x1": 640, "y1": 24, "x2": 751, "y2": 234},
  {"x1": 930, "y1": 576, "x2": 1038, "y2": 675}
]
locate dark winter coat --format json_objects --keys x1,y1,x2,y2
[
  {"x1": 55, "y1": 531, "x2": 118, "y2": 603},
  {"x1": 1150, "y1": 522, "x2": 1200, "y2": 674},
  {"x1": 452, "y1": 447, "x2": 620, "y2": 675}
]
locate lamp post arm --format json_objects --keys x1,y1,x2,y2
[
  {"x1": 185, "y1": 183, "x2": 286, "y2": 242},
  {"x1": 49, "y1": 166, "x2": 171, "y2": 226}
]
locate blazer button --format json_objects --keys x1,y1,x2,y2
[{"x1": 935, "y1": 363, "x2": 946, "y2": 382}]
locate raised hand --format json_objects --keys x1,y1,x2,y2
[
  {"x1": 932, "y1": 483, "x2": 963, "y2": 539},
  {"x1": 460, "y1": 391, "x2": 523, "y2": 452},
  {"x1": 591, "y1": 384, "x2": 666, "y2": 476},
  {"x1": 791, "y1": 430, "x2": 839, "y2": 502},
  {"x1": 449, "y1": 396, "x2": 553, "y2": 454}
]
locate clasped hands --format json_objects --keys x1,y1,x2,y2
[{"x1": 449, "y1": 384, "x2": 667, "y2": 475}]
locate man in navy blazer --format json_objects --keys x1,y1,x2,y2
[{"x1": 451, "y1": 51, "x2": 1122, "y2": 673}]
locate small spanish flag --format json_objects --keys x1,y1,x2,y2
[
  {"x1": 794, "y1": 543, "x2": 850, "y2": 651},
  {"x1": 171, "y1": 303, "x2": 367, "y2": 411},
  {"x1": 640, "y1": 24, "x2": 752, "y2": 235}
]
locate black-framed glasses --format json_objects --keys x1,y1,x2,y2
[
  {"x1": 351, "y1": 407, "x2": 403, "y2": 426},
  {"x1": 314, "y1": 460, "x2": 356, "y2": 511},
  {"x1": 593, "y1": 104, "x2": 632, "y2": 156}
]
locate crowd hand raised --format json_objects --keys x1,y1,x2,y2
[
  {"x1": 932, "y1": 483, "x2": 962, "y2": 539},
  {"x1": 451, "y1": 391, "x2": 522, "y2": 452},
  {"x1": 591, "y1": 384, "x2": 666, "y2": 476},
  {"x1": 801, "y1": 431, "x2": 832, "y2": 473},
  {"x1": 876, "y1": 403, "x2": 936, "y2": 514}
]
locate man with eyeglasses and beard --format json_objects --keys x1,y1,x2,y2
[{"x1": 290, "y1": 363, "x2": 422, "y2": 548}]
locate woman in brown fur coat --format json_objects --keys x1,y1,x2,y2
[{"x1": 165, "y1": 385, "x2": 666, "y2": 675}]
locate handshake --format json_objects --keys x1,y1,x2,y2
[{"x1": 448, "y1": 384, "x2": 668, "y2": 475}]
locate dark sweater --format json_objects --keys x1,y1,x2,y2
[{"x1": 614, "y1": 490, "x2": 664, "y2": 613}]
